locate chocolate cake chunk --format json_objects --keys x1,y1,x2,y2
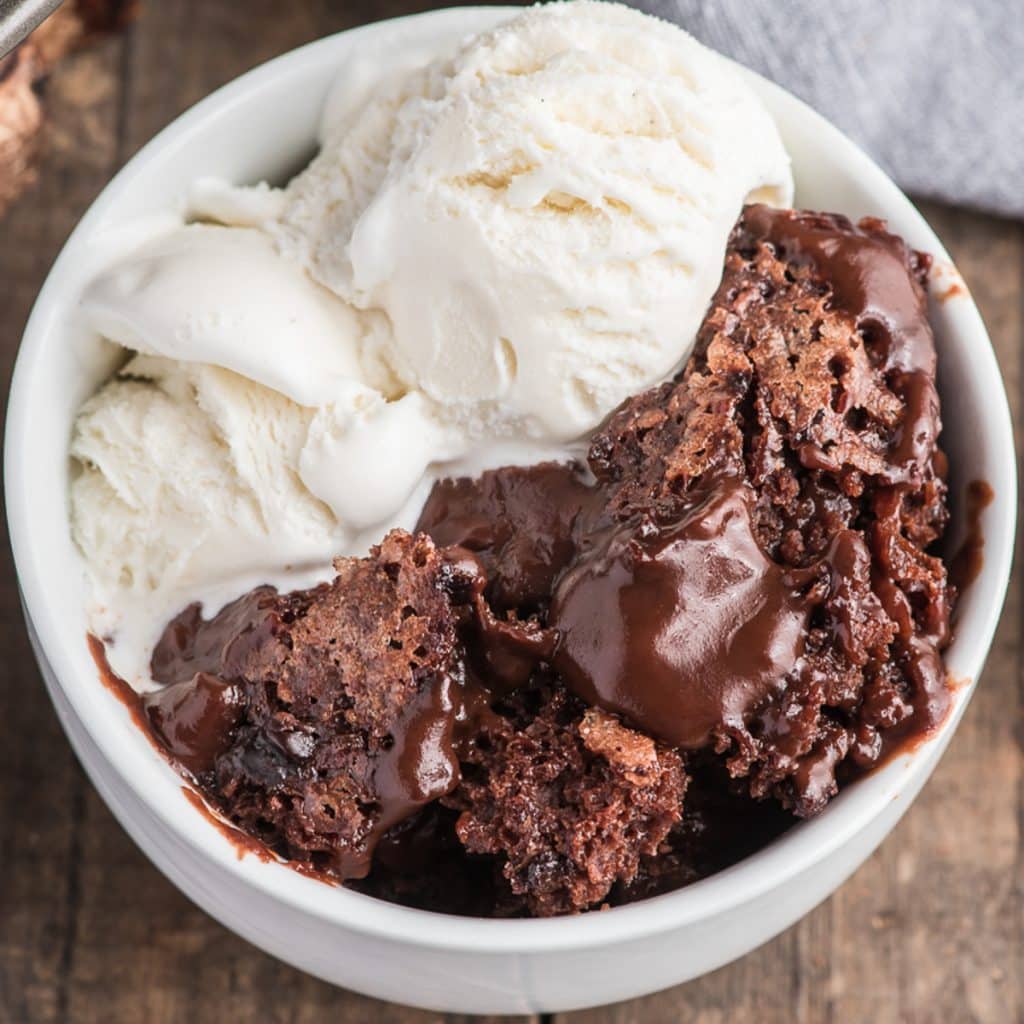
[
  {"x1": 421, "y1": 207, "x2": 952, "y2": 819},
  {"x1": 445, "y1": 684, "x2": 687, "y2": 916},
  {"x1": 556, "y1": 206, "x2": 952, "y2": 815},
  {"x1": 590, "y1": 208, "x2": 944, "y2": 526},
  {"x1": 611, "y1": 759, "x2": 794, "y2": 905},
  {"x1": 146, "y1": 530, "x2": 471, "y2": 878}
]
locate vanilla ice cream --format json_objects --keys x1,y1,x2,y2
[
  {"x1": 274, "y1": 1, "x2": 793, "y2": 439},
  {"x1": 76, "y1": 224, "x2": 465, "y2": 597},
  {"x1": 69, "y1": 1, "x2": 793, "y2": 646},
  {"x1": 71, "y1": 354, "x2": 339, "y2": 595},
  {"x1": 82, "y1": 224, "x2": 365, "y2": 407}
]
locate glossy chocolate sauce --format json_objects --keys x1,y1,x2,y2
[
  {"x1": 741, "y1": 205, "x2": 939, "y2": 484},
  {"x1": 551, "y1": 478, "x2": 815, "y2": 749},
  {"x1": 179, "y1": 787, "x2": 276, "y2": 863},
  {"x1": 420, "y1": 462, "x2": 600, "y2": 613},
  {"x1": 148, "y1": 577, "x2": 475, "y2": 880},
  {"x1": 88, "y1": 633, "x2": 147, "y2": 733},
  {"x1": 144, "y1": 672, "x2": 246, "y2": 775},
  {"x1": 146, "y1": 589, "x2": 275, "y2": 776}
]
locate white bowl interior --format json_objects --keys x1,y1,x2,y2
[{"x1": 5, "y1": 6, "x2": 1016, "y2": 955}]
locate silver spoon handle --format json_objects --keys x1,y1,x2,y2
[{"x1": 0, "y1": 0, "x2": 64, "y2": 61}]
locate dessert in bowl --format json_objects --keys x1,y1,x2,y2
[{"x1": 5, "y1": 3, "x2": 1015, "y2": 1013}]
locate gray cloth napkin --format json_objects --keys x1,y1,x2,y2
[{"x1": 634, "y1": 0, "x2": 1023, "y2": 219}]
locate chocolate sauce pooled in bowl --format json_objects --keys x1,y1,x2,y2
[
  {"x1": 137, "y1": 206, "x2": 955, "y2": 915},
  {"x1": 419, "y1": 461, "x2": 600, "y2": 613}
]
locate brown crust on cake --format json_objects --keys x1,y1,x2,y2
[
  {"x1": 445, "y1": 685, "x2": 687, "y2": 916},
  {"x1": 148, "y1": 530, "x2": 467, "y2": 878},
  {"x1": 588, "y1": 207, "x2": 951, "y2": 815}
]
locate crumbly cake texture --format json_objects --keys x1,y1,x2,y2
[
  {"x1": 150, "y1": 532, "x2": 687, "y2": 911},
  {"x1": 445, "y1": 684, "x2": 687, "y2": 917},
  {"x1": 149, "y1": 531, "x2": 468, "y2": 878},
  {"x1": 589, "y1": 208, "x2": 950, "y2": 815},
  {"x1": 142, "y1": 207, "x2": 952, "y2": 916}
]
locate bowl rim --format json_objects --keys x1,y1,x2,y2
[{"x1": 5, "y1": 5, "x2": 1017, "y2": 955}]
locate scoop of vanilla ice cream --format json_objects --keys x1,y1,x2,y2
[
  {"x1": 82, "y1": 224, "x2": 365, "y2": 407},
  {"x1": 300, "y1": 390, "x2": 458, "y2": 530},
  {"x1": 70, "y1": 1, "x2": 796, "y2": 618},
  {"x1": 69, "y1": 347, "x2": 463, "y2": 598},
  {"x1": 74, "y1": 220, "x2": 464, "y2": 575},
  {"x1": 70, "y1": 354, "x2": 344, "y2": 596},
  {"x1": 274, "y1": 1, "x2": 793, "y2": 439}
]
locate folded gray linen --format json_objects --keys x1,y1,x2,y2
[{"x1": 635, "y1": 0, "x2": 1023, "y2": 218}]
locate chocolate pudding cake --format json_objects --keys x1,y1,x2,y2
[{"x1": 135, "y1": 206, "x2": 955, "y2": 916}]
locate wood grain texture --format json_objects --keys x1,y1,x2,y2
[
  {"x1": 0, "y1": 31, "x2": 126, "y2": 1024},
  {"x1": 0, "y1": 4, "x2": 1020, "y2": 1023}
]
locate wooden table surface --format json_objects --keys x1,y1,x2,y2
[{"x1": 1, "y1": 3, "x2": 1020, "y2": 1022}]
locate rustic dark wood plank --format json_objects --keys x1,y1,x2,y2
[
  {"x1": 557, "y1": 206, "x2": 1024, "y2": 1024},
  {"x1": 0, "y1": 33, "x2": 127, "y2": 1024}
]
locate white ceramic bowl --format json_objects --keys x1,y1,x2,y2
[{"x1": 5, "y1": 7, "x2": 1016, "y2": 1015}]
